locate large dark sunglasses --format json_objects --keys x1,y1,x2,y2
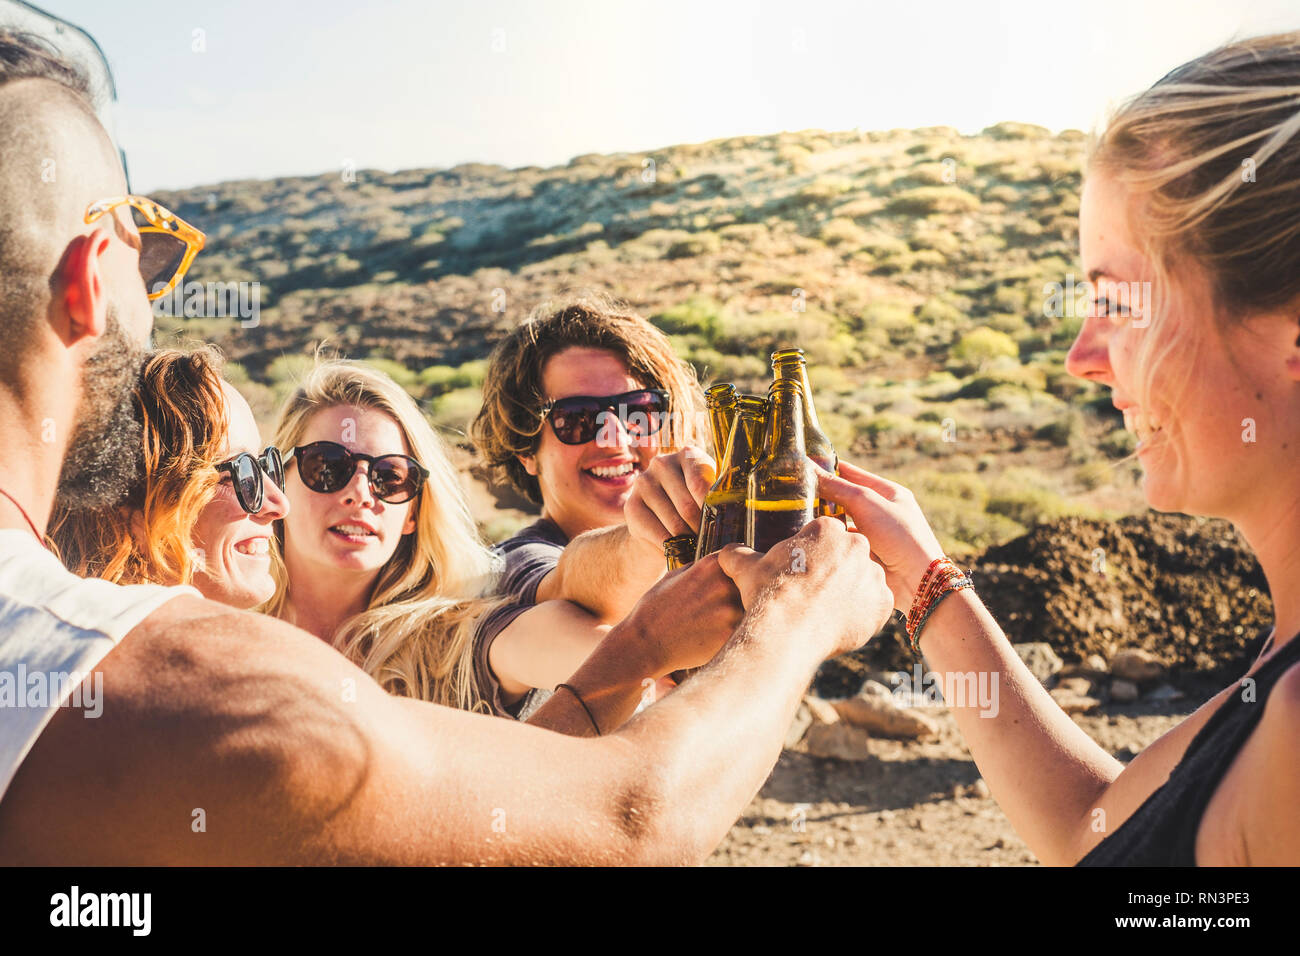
[
  {"x1": 287, "y1": 440, "x2": 429, "y2": 504},
  {"x1": 216, "y1": 446, "x2": 284, "y2": 515},
  {"x1": 539, "y1": 389, "x2": 670, "y2": 446}
]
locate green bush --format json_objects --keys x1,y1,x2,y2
[
  {"x1": 363, "y1": 357, "x2": 419, "y2": 392},
  {"x1": 916, "y1": 298, "x2": 966, "y2": 337},
  {"x1": 666, "y1": 232, "x2": 722, "y2": 259},
  {"x1": 711, "y1": 308, "x2": 837, "y2": 359},
  {"x1": 419, "y1": 359, "x2": 488, "y2": 394},
  {"x1": 654, "y1": 297, "x2": 725, "y2": 338},
  {"x1": 428, "y1": 387, "x2": 483, "y2": 433},
  {"x1": 986, "y1": 485, "x2": 1075, "y2": 526},
  {"x1": 952, "y1": 364, "x2": 1048, "y2": 398},
  {"x1": 685, "y1": 348, "x2": 768, "y2": 382},
  {"x1": 953, "y1": 327, "x2": 1019, "y2": 368},
  {"x1": 818, "y1": 217, "x2": 870, "y2": 247},
  {"x1": 1075, "y1": 460, "x2": 1112, "y2": 491},
  {"x1": 1034, "y1": 409, "x2": 1084, "y2": 446},
  {"x1": 886, "y1": 187, "x2": 980, "y2": 216}
]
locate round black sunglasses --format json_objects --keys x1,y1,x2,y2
[
  {"x1": 286, "y1": 440, "x2": 429, "y2": 504},
  {"x1": 215, "y1": 446, "x2": 285, "y2": 515}
]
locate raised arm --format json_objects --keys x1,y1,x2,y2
[
  {"x1": 817, "y1": 462, "x2": 1147, "y2": 865},
  {"x1": 2, "y1": 522, "x2": 891, "y2": 866},
  {"x1": 536, "y1": 447, "x2": 715, "y2": 623}
]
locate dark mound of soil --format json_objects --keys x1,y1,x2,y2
[{"x1": 813, "y1": 511, "x2": 1272, "y2": 698}]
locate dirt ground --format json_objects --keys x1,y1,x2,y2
[{"x1": 706, "y1": 696, "x2": 1199, "y2": 866}]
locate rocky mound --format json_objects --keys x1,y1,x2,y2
[{"x1": 814, "y1": 511, "x2": 1272, "y2": 698}]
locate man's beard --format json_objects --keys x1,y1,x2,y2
[{"x1": 55, "y1": 306, "x2": 146, "y2": 509}]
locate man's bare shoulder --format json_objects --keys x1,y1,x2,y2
[{"x1": 0, "y1": 597, "x2": 391, "y2": 864}]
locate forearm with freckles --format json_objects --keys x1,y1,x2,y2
[{"x1": 536, "y1": 524, "x2": 664, "y2": 623}]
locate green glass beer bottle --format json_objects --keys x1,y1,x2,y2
[
  {"x1": 696, "y1": 394, "x2": 767, "y2": 560},
  {"x1": 663, "y1": 533, "x2": 697, "y2": 571},
  {"x1": 746, "y1": 379, "x2": 817, "y2": 553},
  {"x1": 703, "y1": 383, "x2": 739, "y2": 463},
  {"x1": 771, "y1": 347, "x2": 843, "y2": 520}
]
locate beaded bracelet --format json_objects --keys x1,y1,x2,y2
[{"x1": 905, "y1": 557, "x2": 974, "y2": 655}]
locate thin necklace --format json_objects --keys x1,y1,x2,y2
[{"x1": 0, "y1": 485, "x2": 46, "y2": 547}]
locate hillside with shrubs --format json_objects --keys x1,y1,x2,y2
[{"x1": 153, "y1": 122, "x2": 1148, "y2": 552}]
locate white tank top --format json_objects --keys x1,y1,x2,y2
[{"x1": 0, "y1": 530, "x2": 197, "y2": 804}]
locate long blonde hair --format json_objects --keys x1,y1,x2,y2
[
  {"x1": 263, "y1": 359, "x2": 500, "y2": 713},
  {"x1": 1088, "y1": 31, "x2": 1300, "y2": 432}
]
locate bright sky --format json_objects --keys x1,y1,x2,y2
[{"x1": 33, "y1": 0, "x2": 1300, "y2": 192}]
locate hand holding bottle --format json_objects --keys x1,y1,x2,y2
[
  {"x1": 716, "y1": 517, "x2": 895, "y2": 660},
  {"x1": 815, "y1": 460, "x2": 946, "y2": 614}
]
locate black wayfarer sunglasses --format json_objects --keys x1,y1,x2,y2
[
  {"x1": 286, "y1": 440, "x2": 429, "y2": 504},
  {"x1": 539, "y1": 388, "x2": 670, "y2": 446},
  {"x1": 216, "y1": 446, "x2": 285, "y2": 515}
]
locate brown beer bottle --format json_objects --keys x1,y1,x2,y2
[
  {"x1": 696, "y1": 394, "x2": 767, "y2": 560},
  {"x1": 746, "y1": 379, "x2": 817, "y2": 553},
  {"x1": 663, "y1": 534, "x2": 697, "y2": 571},
  {"x1": 703, "y1": 383, "x2": 739, "y2": 463},
  {"x1": 771, "y1": 347, "x2": 843, "y2": 520}
]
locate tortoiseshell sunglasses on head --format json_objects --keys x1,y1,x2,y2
[{"x1": 84, "y1": 195, "x2": 206, "y2": 300}]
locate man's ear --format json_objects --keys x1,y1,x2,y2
[
  {"x1": 56, "y1": 229, "x2": 112, "y2": 346},
  {"x1": 517, "y1": 452, "x2": 538, "y2": 477}
]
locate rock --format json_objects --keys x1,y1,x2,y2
[
  {"x1": 1013, "y1": 642, "x2": 1063, "y2": 683},
  {"x1": 1109, "y1": 678, "x2": 1140, "y2": 703},
  {"x1": 1146, "y1": 683, "x2": 1185, "y2": 702},
  {"x1": 1050, "y1": 687, "x2": 1101, "y2": 714},
  {"x1": 804, "y1": 695, "x2": 840, "y2": 725},
  {"x1": 785, "y1": 700, "x2": 813, "y2": 749},
  {"x1": 972, "y1": 778, "x2": 991, "y2": 799},
  {"x1": 804, "y1": 721, "x2": 874, "y2": 761},
  {"x1": 1055, "y1": 676, "x2": 1094, "y2": 696},
  {"x1": 831, "y1": 687, "x2": 940, "y2": 740},
  {"x1": 1111, "y1": 648, "x2": 1166, "y2": 683},
  {"x1": 1085, "y1": 653, "x2": 1108, "y2": 673}
]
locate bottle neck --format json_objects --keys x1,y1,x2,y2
[
  {"x1": 764, "y1": 386, "x2": 805, "y2": 460},
  {"x1": 773, "y1": 359, "x2": 822, "y2": 431},
  {"x1": 708, "y1": 400, "x2": 737, "y2": 462}
]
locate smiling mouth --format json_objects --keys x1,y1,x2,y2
[
  {"x1": 584, "y1": 462, "x2": 638, "y2": 480},
  {"x1": 330, "y1": 523, "x2": 378, "y2": 540},
  {"x1": 1122, "y1": 408, "x2": 1165, "y2": 447},
  {"x1": 234, "y1": 538, "x2": 270, "y2": 557}
]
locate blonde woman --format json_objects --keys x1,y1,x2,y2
[
  {"x1": 802, "y1": 32, "x2": 1300, "y2": 865},
  {"x1": 263, "y1": 359, "x2": 500, "y2": 712}
]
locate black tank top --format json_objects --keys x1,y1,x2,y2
[{"x1": 1077, "y1": 630, "x2": 1299, "y2": 865}]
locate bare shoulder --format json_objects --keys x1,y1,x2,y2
[
  {"x1": 0, "y1": 596, "x2": 401, "y2": 864},
  {"x1": 1197, "y1": 657, "x2": 1300, "y2": 865}
]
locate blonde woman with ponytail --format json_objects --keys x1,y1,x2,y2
[
  {"x1": 805, "y1": 32, "x2": 1300, "y2": 865},
  {"x1": 263, "y1": 359, "x2": 500, "y2": 713}
]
